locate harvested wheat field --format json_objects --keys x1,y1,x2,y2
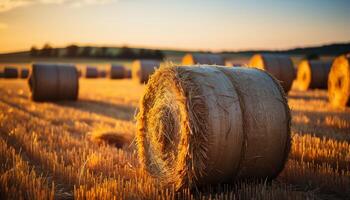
[{"x1": 0, "y1": 76, "x2": 349, "y2": 200}]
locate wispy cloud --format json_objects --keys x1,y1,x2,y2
[
  {"x1": 0, "y1": 22, "x2": 8, "y2": 29},
  {"x1": 0, "y1": 0, "x2": 115, "y2": 13}
]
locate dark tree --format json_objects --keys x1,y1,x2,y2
[
  {"x1": 305, "y1": 53, "x2": 320, "y2": 60},
  {"x1": 81, "y1": 46, "x2": 92, "y2": 57},
  {"x1": 40, "y1": 43, "x2": 53, "y2": 57},
  {"x1": 66, "y1": 45, "x2": 79, "y2": 57},
  {"x1": 118, "y1": 46, "x2": 135, "y2": 59},
  {"x1": 30, "y1": 46, "x2": 39, "y2": 57}
]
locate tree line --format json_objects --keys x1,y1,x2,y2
[{"x1": 30, "y1": 44, "x2": 164, "y2": 59}]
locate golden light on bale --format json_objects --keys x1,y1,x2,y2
[
  {"x1": 85, "y1": 66, "x2": 98, "y2": 78},
  {"x1": 110, "y1": 65, "x2": 126, "y2": 79},
  {"x1": 249, "y1": 54, "x2": 295, "y2": 93},
  {"x1": 296, "y1": 60, "x2": 332, "y2": 91},
  {"x1": 4, "y1": 67, "x2": 19, "y2": 78},
  {"x1": 132, "y1": 59, "x2": 160, "y2": 83},
  {"x1": 328, "y1": 55, "x2": 350, "y2": 108},
  {"x1": 182, "y1": 53, "x2": 225, "y2": 65},
  {"x1": 136, "y1": 65, "x2": 291, "y2": 190},
  {"x1": 28, "y1": 63, "x2": 79, "y2": 102},
  {"x1": 20, "y1": 68, "x2": 29, "y2": 79}
]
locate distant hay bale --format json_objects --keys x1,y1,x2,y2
[
  {"x1": 85, "y1": 66, "x2": 98, "y2": 78},
  {"x1": 110, "y1": 65, "x2": 126, "y2": 79},
  {"x1": 98, "y1": 69, "x2": 107, "y2": 78},
  {"x1": 296, "y1": 60, "x2": 332, "y2": 91},
  {"x1": 124, "y1": 68, "x2": 132, "y2": 78},
  {"x1": 182, "y1": 53, "x2": 225, "y2": 65},
  {"x1": 249, "y1": 54, "x2": 295, "y2": 93},
  {"x1": 328, "y1": 55, "x2": 350, "y2": 108},
  {"x1": 136, "y1": 65, "x2": 291, "y2": 190},
  {"x1": 132, "y1": 59, "x2": 160, "y2": 83},
  {"x1": 28, "y1": 63, "x2": 79, "y2": 101},
  {"x1": 90, "y1": 131, "x2": 133, "y2": 149},
  {"x1": 20, "y1": 68, "x2": 29, "y2": 79},
  {"x1": 4, "y1": 67, "x2": 18, "y2": 78}
]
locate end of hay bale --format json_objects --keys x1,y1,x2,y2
[
  {"x1": 297, "y1": 60, "x2": 332, "y2": 91},
  {"x1": 328, "y1": 55, "x2": 350, "y2": 108}
]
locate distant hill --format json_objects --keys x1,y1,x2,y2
[
  {"x1": 0, "y1": 42, "x2": 349, "y2": 62},
  {"x1": 223, "y1": 42, "x2": 350, "y2": 56}
]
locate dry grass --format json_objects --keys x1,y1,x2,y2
[{"x1": 0, "y1": 78, "x2": 349, "y2": 199}]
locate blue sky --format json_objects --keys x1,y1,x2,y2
[{"x1": 0, "y1": 0, "x2": 349, "y2": 53}]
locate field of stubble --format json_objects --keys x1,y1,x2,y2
[{"x1": 0, "y1": 78, "x2": 349, "y2": 200}]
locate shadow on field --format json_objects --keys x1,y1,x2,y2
[{"x1": 56, "y1": 99, "x2": 136, "y2": 121}]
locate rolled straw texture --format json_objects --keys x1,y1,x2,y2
[
  {"x1": 182, "y1": 53, "x2": 225, "y2": 65},
  {"x1": 328, "y1": 55, "x2": 350, "y2": 108},
  {"x1": 29, "y1": 63, "x2": 79, "y2": 101},
  {"x1": 296, "y1": 60, "x2": 332, "y2": 91},
  {"x1": 132, "y1": 59, "x2": 160, "y2": 83},
  {"x1": 249, "y1": 54, "x2": 295, "y2": 93},
  {"x1": 136, "y1": 65, "x2": 291, "y2": 190}
]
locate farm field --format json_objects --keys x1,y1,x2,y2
[{"x1": 0, "y1": 78, "x2": 349, "y2": 200}]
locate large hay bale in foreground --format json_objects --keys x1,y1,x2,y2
[
  {"x1": 328, "y1": 55, "x2": 350, "y2": 108},
  {"x1": 29, "y1": 63, "x2": 79, "y2": 101},
  {"x1": 136, "y1": 65, "x2": 291, "y2": 190},
  {"x1": 182, "y1": 53, "x2": 225, "y2": 65},
  {"x1": 110, "y1": 65, "x2": 127, "y2": 79},
  {"x1": 296, "y1": 60, "x2": 332, "y2": 91},
  {"x1": 4, "y1": 67, "x2": 18, "y2": 78},
  {"x1": 249, "y1": 54, "x2": 295, "y2": 93},
  {"x1": 85, "y1": 66, "x2": 98, "y2": 78},
  {"x1": 20, "y1": 68, "x2": 29, "y2": 78},
  {"x1": 132, "y1": 60, "x2": 160, "y2": 83}
]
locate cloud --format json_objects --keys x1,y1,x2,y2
[
  {"x1": 0, "y1": 0, "x2": 115, "y2": 12},
  {"x1": 0, "y1": 22, "x2": 8, "y2": 29}
]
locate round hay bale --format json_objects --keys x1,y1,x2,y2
[
  {"x1": 124, "y1": 68, "x2": 132, "y2": 78},
  {"x1": 328, "y1": 55, "x2": 350, "y2": 108},
  {"x1": 132, "y1": 59, "x2": 160, "y2": 83},
  {"x1": 182, "y1": 53, "x2": 225, "y2": 65},
  {"x1": 4, "y1": 67, "x2": 18, "y2": 78},
  {"x1": 85, "y1": 66, "x2": 98, "y2": 78},
  {"x1": 29, "y1": 63, "x2": 79, "y2": 101},
  {"x1": 249, "y1": 54, "x2": 295, "y2": 93},
  {"x1": 110, "y1": 65, "x2": 126, "y2": 79},
  {"x1": 20, "y1": 68, "x2": 29, "y2": 79},
  {"x1": 98, "y1": 69, "x2": 107, "y2": 78},
  {"x1": 296, "y1": 60, "x2": 332, "y2": 91},
  {"x1": 136, "y1": 65, "x2": 291, "y2": 190}
]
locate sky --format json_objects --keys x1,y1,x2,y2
[{"x1": 0, "y1": 0, "x2": 349, "y2": 53}]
